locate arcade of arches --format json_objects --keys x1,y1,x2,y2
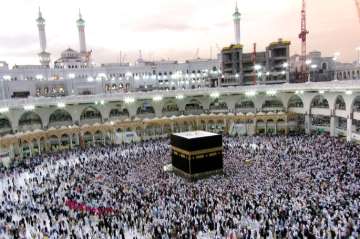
[{"x1": 0, "y1": 91, "x2": 360, "y2": 159}]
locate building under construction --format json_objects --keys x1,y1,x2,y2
[
  {"x1": 221, "y1": 40, "x2": 290, "y2": 86},
  {"x1": 220, "y1": 4, "x2": 290, "y2": 86}
]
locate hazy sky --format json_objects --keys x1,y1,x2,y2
[{"x1": 0, "y1": 0, "x2": 359, "y2": 66}]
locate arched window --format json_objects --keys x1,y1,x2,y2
[
  {"x1": 321, "y1": 62, "x2": 328, "y2": 70},
  {"x1": 262, "y1": 97, "x2": 284, "y2": 111},
  {"x1": 0, "y1": 114, "x2": 12, "y2": 136},
  {"x1": 210, "y1": 99, "x2": 228, "y2": 110},
  {"x1": 19, "y1": 112, "x2": 43, "y2": 131},
  {"x1": 352, "y1": 96, "x2": 360, "y2": 112},
  {"x1": 136, "y1": 103, "x2": 155, "y2": 115},
  {"x1": 334, "y1": 96, "x2": 346, "y2": 110},
  {"x1": 235, "y1": 100, "x2": 255, "y2": 109},
  {"x1": 311, "y1": 95, "x2": 329, "y2": 108},
  {"x1": 49, "y1": 109, "x2": 72, "y2": 126},
  {"x1": 288, "y1": 95, "x2": 304, "y2": 108},
  {"x1": 80, "y1": 107, "x2": 102, "y2": 124},
  {"x1": 162, "y1": 101, "x2": 179, "y2": 113},
  {"x1": 110, "y1": 108, "x2": 129, "y2": 118},
  {"x1": 185, "y1": 99, "x2": 203, "y2": 111}
]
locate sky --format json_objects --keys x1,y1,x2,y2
[{"x1": 0, "y1": 0, "x2": 359, "y2": 66}]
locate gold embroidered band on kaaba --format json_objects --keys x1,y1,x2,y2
[{"x1": 171, "y1": 146, "x2": 223, "y2": 156}]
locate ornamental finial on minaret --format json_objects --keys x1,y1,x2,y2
[
  {"x1": 233, "y1": 1, "x2": 241, "y2": 20},
  {"x1": 77, "y1": 9, "x2": 85, "y2": 26},
  {"x1": 36, "y1": 6, "x2": 45, "y2": 24}
]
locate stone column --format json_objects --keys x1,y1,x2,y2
[
  {"x1": 44, "y1": 138, "x2": 49, "y2": 153},
  {"x1": 69, "y1": 135, "x2": 73, "y2": 149},
  {"x1": 92, "y1": 134, "x2": 96, "y2": 146},
  {"x1": 31, "y1": 142, "x2": 36, "y2": 156},
  {"x1": 76, "y1": 134, "x2": 80, "y2": 146},
  {"x1": 223, "y1": 119, "x2": 228, "y2": 133},
  {"x1": 19, "y1": 144, "x2": 24, "y2": 159},
  {"x1": 112, "y1": 130, "x2": 116, "y2": 144},
  {"x1": 330, "y1": 116, "x2": 336, "y2": 137},
  {"x1": 253, "y1": 118, "x2": 257, "y2": 136},
  {"x1": 58, "y1": 138, "x2": 61, "y2": 150},
  {"x1": 10, "y1": 144, "x2": 15, "y2": 159},
  {"x1": 347, "y1": 118, "x2": 353, "y2": 142},
  {"x1": 37, "y1": 140, "x2": 41, "y2": 155},
  {"x1": 153, "y1": 103, "x2": 163, "y2": 118},
  {"x1": 305, "y1": 114, "x2": 311, "y2": 134},
  {"x1": 264, "y1": 122, "x2": 268, "y2": 135},
  {"x1": 227, "y1": 119, "x2": 233, "y2": 135},
  {"x1": 28, "y1": 143, "x2": 32, "y2": 158}
]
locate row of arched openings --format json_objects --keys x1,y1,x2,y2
[{"x1": 1, "y1": 95, "x2": 360, "y2": 135}]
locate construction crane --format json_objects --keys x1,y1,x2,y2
[
  {"x1": 298, "y1": 0, "x2": 309, "y2": 82},
  {"x1": 355, "y1": 0, "x2": 360, "y2": 22}
]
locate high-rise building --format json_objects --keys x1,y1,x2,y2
[{"x1": 221, "y1": 39, "x2": 290, "y2": 85}]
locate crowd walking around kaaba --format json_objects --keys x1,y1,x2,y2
[{"x1": 0, "y1": 134, "x2": 359, "y2": 238}]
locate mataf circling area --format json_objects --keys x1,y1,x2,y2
[{"x1": 0, "y1": 135, "x2": 359, "y2": 238}]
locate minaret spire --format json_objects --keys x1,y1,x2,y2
[
  {"x1": 77, "y1": 9, "x2": 87, "y2": 54},
  {"x1": 233, "y1": 1, "x2": 241, "y2": 44},
  {"x1": 36, "y1": 7, "x2": 51, "y2": 66}
]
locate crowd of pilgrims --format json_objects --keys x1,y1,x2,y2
[{"x1": 0, "y1": 134, "x2": 359, "y2": 238}]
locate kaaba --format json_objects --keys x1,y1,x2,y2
[{"x1": 170, "y1": 131, "x2": 223, "y2": 179}]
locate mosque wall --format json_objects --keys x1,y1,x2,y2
[{"x1": 0, "y1": 88, "x2": 358, "y2": 161}]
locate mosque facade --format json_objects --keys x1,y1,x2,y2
[{"x1": 0, "y1": 6, "x2": 359, "y2": 160}]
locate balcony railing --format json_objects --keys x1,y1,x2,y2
[{"x1": 0, "y1": 80, "x2": 360, "y2": 108}]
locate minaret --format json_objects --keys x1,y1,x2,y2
[
  {"x1": 233, "y1": 2, "x2": 241, "y2": 44},
  {"x1": 77, "y1": 9, "x2": 87, "y2": 54},
  {"x1": 36, "y1": 7, "x2": 50, "y2": 66}
]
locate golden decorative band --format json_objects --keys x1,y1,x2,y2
[
  {"x1": 171, "y1": 146, "x2": 223, "y2": 156},
  {"x1": 172, "y1": 167, "x2": 223, "y2": 180}
]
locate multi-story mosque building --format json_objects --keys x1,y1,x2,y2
[
  {"x1": 0, "y1": 5, "x2": 360, "y2": 160},
  {"x1": 0, "y1": 8, "x2": 221, "y2": 99}
]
